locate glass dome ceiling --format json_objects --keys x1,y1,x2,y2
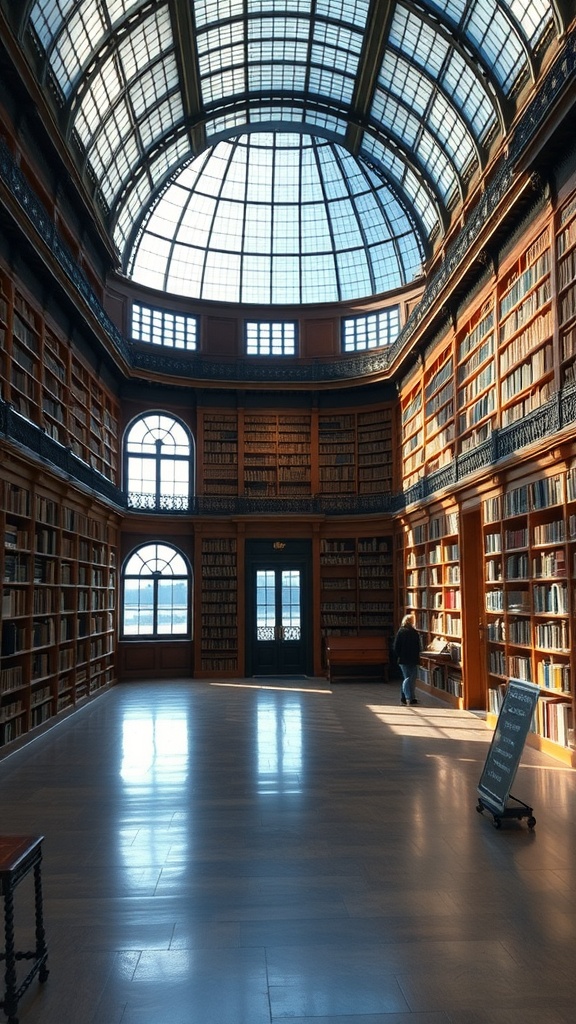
[
  {"x1": 130, "y1": 133, "x2": 424, "y2": 304},
  {"x1": 19, "y1": 0, "x2": 562, "y2": 304}
]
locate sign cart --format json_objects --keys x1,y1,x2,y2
[{"x1": 477, "y1": 678, "x2": 540, "y2": 829}]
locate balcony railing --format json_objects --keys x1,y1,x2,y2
[{"x1": 2, "y1": 387, "x2": 575, "y2": 517}]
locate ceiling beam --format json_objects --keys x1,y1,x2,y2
[
  {"x1": 171, "y1": 0, "x2": 206, "y2": 155},
  {"x1": 346, "y1": 0, "x2": 394, "y2": 154}
]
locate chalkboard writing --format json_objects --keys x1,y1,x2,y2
[{"x1": 478, "y1": 679, "x2": 540, "y2": 814}]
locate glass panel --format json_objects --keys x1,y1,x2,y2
[
  {"x1": 389, "y1": 6, "x2": 497, "y2": 145},
  {"x1": 281, "y1": 569, "x2": 301, "y2": 640},
  {"x1": 127, "y1": 455, "x2": 156, "y2": 495},
  {"x1": 256, "y1": 569, "x2": 276, "y2": 641},
  {"x1": 123, "y1": 578, "x2": 154, "y2": 636},
  {"x1": 160, "y1": 460, "x2": 190, "y2": 497},
  {"x1": 424, "y1": 0, "x2": 546, "y2": 94},
  {"x1": 127, "y1": 414, "x2": 190, "y2": 455},
  {"x1": 157, "y1": 578, "x2": 188, "y2": 634}
]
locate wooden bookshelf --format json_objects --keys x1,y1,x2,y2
[
  {"x1": 404, "y1": 518, "x2": 428, "y2": 638},
  {"x1": 278, "y1": 414, "x2": 313, "y2": 497},
  {"x1": 320, "y1": 538, "x2": 357, "y2": 635},
  {"x1": 319, "y1": 533, "x2": 393, "y2": 648},
  {"x1": 398, "y1": 215, "x2": 558, "y2": 485},
  {"x1": 198, "y1": 538, "x2": 238, "y2": 674},
  {"x1": 317, "y1": 413, "x2": 356, "y2": 495},
  {"x1": 356, "y1": 409, "x2": 394, "y2": 494},
  {"x1": 199, "y1": 412, "x2": 239, "y2": 496},
  {"x1": 198, "y1": 406, "x2": 394, "y2": 499},
  {"x1": 243, "y1": 413, "x2": 278, "y2": 497},
  {"x1": 402, "y1": 506, "x2": 463, "y2": 704},
  {"x1": 557, "y1": 187, "x2": 576, "y2": 387},
  {"x1": 497, "y1": 227, "x2": 554, "y2": 427},
  {"x1": 400, "y1": 380, "x2": 424, "y2": 489},
  {"x1": 423, "y1": 343, "x2": 455, "y2": 475},
  {"x1": 1, "y1": 466, "x2": 118, "y2": 750},
  {"x1": 0, "y1": 266, "x2": 120, "y2": 483},
  {"x1": 456, "y1": 298, "x2": 497, "y2": 454},
  {"x1": 0, "y1": 280, "x2": 8, "y2": 397},
  {"x1": 8, "y1": 289, "x2": 41, "y2": 423},
  {"x1": 241, "y1": 413, "x2": 312, "y2": 497},
  {"x1": 483, "y1": 468, "x2": 575, "y2": 764}
]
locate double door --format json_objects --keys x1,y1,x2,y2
[{"x1": 245, "y1": 540, "x2": 312, "y2": 676}]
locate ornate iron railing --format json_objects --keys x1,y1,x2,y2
[
  {"x1": 0, "y1": 402, "x2": 124, "y2": 507},
  {"x1": 3, "y1": 387, "x2": 576, "y2": 517}
]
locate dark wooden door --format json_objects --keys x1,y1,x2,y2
[{"x1": 245, "y1": 541, "x2": 312, "y2": 676}]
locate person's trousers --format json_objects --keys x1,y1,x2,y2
[{"x1": 399, "y1": 663, "x2": 418, "y2": 702}]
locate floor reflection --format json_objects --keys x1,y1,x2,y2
[
  {"x1": 120, "y1": 710, "x2": 189, "y2": 786},
  {"x1": 119, "y1": 709, "x2": 191, "y2": 889},
  {"x1": 256, "y1": 694, "x2": 303, "y2": 795}
]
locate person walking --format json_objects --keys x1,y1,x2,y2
[{"x1": 393, "y1": 613, "x2": 421, "y2": 705}]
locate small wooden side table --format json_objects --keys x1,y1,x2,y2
[{"x1": 0, "y1": 836, "x2": 48, "y2": 1024}]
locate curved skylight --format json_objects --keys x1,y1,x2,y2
[
  {"x1": 21, "y1": 0, "x2": 562, "y2": 304},
  {"x1": 129, "y1": 133, "x2": 424, "y2": 304}
]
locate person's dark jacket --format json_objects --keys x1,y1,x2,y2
[{"x1": 393, "y1": 625, "x2": 421, "y2": 664}]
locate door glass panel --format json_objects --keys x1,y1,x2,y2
[
  {"x1": 281, "y1": 569, "x2": 301, "y2": 641},
  {"x1": 256, "y1": 569, "x2": 276, "y2": 640}
]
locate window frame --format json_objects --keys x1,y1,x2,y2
[
  {"x1": 131, "y1": 302, "x2": 199, "y2": 351},
  {"x1": 121, "y1": 542, "x2": 192, "y2": 640},
  {"x1": 341, "y1": 306, "x2": 401, "y2": 352},
  {"x1": 245, "y1": 320, "x2": 298, "y2": 356},
  {"x1": 124, "y1": 412, "x2": 195, "y2": 512}
]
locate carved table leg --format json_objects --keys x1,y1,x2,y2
[
  {"x1": 33, "y1": 861, "x2": 48, "y2": 983},
  {"x1": 2, "y1": 885, "x2": 19, "y2": 1023}
]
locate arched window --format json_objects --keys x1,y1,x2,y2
[
  {"x1": 122, "y1": 543, "x2": 191, "y2": 638},
  {"x1": 125, "y1": 413, "x2": 193, "y2": 511}
]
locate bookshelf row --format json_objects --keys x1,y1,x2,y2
[
  {"x1": 481, "y1": 466, "x2": 576, "y2": 759},
  {"x1": 199, "y1": 407, "x2": 394, "y2": 497},
  {"x1": 398, "y1": 464, "x2": 576, "y2": 760},
  {"x1": 400, "y1": 187, "x2": 576, "y2": 487},
  {"x1": 1, "y1": 469, "x2": 118, "y2": 749},
  {"x1": 399, "y1": 506, "x2": 463, "y2": 703},
  {"x1": 198, "y1": 538, "x2": 239, "y2": 674},
  {"x1": 0, "y1": 267, "x2": 120, "y2": 481},
  {"x1": 320, "y1": 534, "x2": 394, "y2": 646}
]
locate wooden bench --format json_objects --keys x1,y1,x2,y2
[{"x1": 325, "y1": 635, "x2": 389, "y2": 683}]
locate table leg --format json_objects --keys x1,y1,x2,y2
[
  {"x1": 33, "y1": 862, "x2": 48, "y2": 983},
  {"x1": 2, "y1": 885, "x2": 19, "y2": 1023}
]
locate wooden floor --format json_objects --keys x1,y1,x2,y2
[{"x1": 1, "y1": 678, "x2": 576, "y2": 1024}]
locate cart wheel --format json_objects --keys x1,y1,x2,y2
[
  {"x1": 527, "y1": 816, "x2": 536, "y2": 830},
  {"x1": 493, "y1": 817, "x2": 501, "y2": 829}
]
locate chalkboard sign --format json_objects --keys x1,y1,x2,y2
[{"x1": 478, "y1": 679, "x2": 540, "y2": 815}]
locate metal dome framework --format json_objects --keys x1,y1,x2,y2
[{"x1": 12, "y1": 0, "x2": 564, "y2": 303}]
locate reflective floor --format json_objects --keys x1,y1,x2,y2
[{"x1": 1, "y1": 678, "x2": 576, "y2": 1024}]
